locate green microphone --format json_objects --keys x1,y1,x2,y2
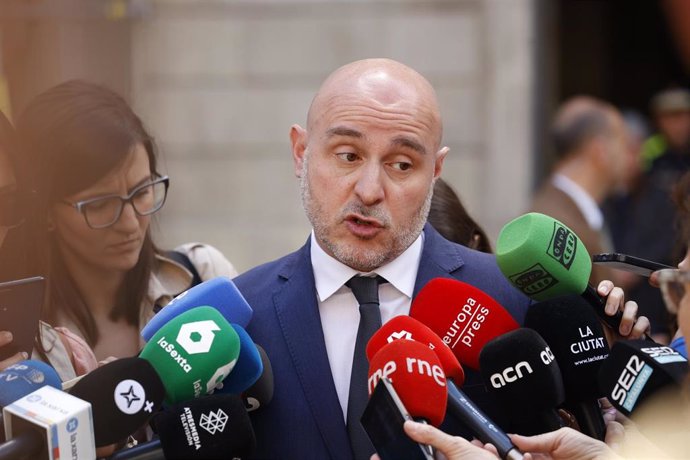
[
  {"x1": 140, "y1": 306, "x2": 240, "y2": 404},
  {"x1": 496, "y1": 212, "x2": 623, "y2": 331}
]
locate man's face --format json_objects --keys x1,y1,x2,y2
[
  {"x1": 293, "y1": 85, "x2": 446, "y2": 272},
  {"x1": 657, "y1": 110, "x2": 690, "y2": 150}
]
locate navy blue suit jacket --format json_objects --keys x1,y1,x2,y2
[{"x1": 235, "y1": 224, "x2": 531, "y2": 459}]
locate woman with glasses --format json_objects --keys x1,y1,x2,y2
[{"x1": 2, "y1": 81, "x2": 236, "y2": 378}]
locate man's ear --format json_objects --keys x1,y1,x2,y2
[
  {"x1": 290, "y1": 124, "x2": 307, "y2": 178},
  {"x1": 434, "y1": 146, "x2": 449, "y2": 179}
]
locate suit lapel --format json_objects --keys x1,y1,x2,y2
[
  {"x1": 272, "y1": 240, "x2": 351, "y2": 459},
  {"x1": 414, "y1": 224, "x2": 466, "y2": 297}
]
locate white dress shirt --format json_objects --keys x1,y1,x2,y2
[
  {"x1": 310, "y1": 231, "x2": 424, "y2": 420},
  {"x1": 552, "y1": 173, "x2": 603, "y2": 230}
]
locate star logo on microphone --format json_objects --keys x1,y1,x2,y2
[
  {"x1": 120, "y1": 386, "x2": 141, "y2": 408},
  {"x1": 114, "y1": 379, "x2": 147, "y2": 415},
  {"x1": 66, "y1": 417, "x2": 79, "y2": 433},
  {"x1": 199, "y1": 409, "x2": 228, "y2": 435}
]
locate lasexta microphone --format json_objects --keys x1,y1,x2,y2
[
  {"x1": 479, "y1": 328, "x2": 565, "y2": 435},
  {"x1": 599, "y1": 340, "x2": 688, "y2": 417},
  {"x1": 68, "y1": 357, "x2": 165, "y2": 447},
  {"x1": 110, "y1": 394, "x2": 255, "y2": 459},
  {"x1": 213, "y1": 324, "x2": 263, "y2": 395},
  {"x1": 366, "y1": 315, "x2": 465, "y2": 385},
  {"x1": 496, "y1": 212, "x2": 628, "y2": 332},
  {"x1": 525, "y1": 295, "x2": 610, "y2": 440},
  {"x1": 409, "y1": 278, "x2": 519, "y2": 370},
  {"x1": 141, "y1": 276, "x2": 252, "y2": 341},
  {"x1": 139, "y1": 306, "x2": 240, "y2": 403}
]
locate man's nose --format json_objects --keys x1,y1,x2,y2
[{"x1": 353, "y1": 162, "x2": 385, "y2": 205}]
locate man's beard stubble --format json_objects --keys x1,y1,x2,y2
[{"x1": 299, "y1": 150, "x2": 434, "y2": 272}]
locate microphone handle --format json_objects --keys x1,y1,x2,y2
[
  {"x1": 565, "y1": 399, "x2": 606, "y2": 441},
  {"x1": 107, "y1": 439, "x2": 165, "y2": 460},
  {"x1": 0, "y1": 432, "x2": 43, "y2": 460},
  {"x1": 446, "y1": 381, "x2": 523, "y2": 460},
  {"x1": 582, "y1": 285, "x2": 653, "y2": 341}
]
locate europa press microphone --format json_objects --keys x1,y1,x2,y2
[
  {"x1": 139, "y1": 306, "x2": 241, "y2": 404},
  {"x1": 409, "y1": 278, "x2": 520, "y2": 370},
  {"x1": 525, "y1": 295, "x2": 611, "y2": 440},
  {"x1": 496, "y1": 212, "x2": 649, "y2": 337},
  {"x1": 479, "y1": 328, "x2": 565, "y2": 435},
  {"x1": 141, "y1": 276, "x2": 253, "y2": 341},
  {"x1": 109, "y1": 393, "x2": 256, "y2": 460},
  {"x1": 366, "y1": 316, "x2": 524, "y2": 460}
]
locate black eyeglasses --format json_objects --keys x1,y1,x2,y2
[{"x1": 63, "y1": 176, "x2": 169, "y2": 229}]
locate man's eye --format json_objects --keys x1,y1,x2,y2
[
  {"x1": 391, "y1": 162, "x2": 412, "y2": 171},
  {"x1": 336, "y1": 152, "x2": 358, "y2": 162}
]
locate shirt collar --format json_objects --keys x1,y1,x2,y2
[
  {"x1": 310, "y1": 231, "x2": 424, "y2": 302},
  {"x1": 552, "y1": 173, "x2": 603, "y2": 230}
]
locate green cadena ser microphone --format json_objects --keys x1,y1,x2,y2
[{"x1": 495, "y1": 212, "x2": 635, "y2": 335}]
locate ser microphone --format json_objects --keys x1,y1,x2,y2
[
  {"x1": 2, "y1": 385, "x2": 95, "y2": 459},
  {"x1": 525, "y1": 295, "x2": 610, "y2": 440},
  {"x1": 598, "y1": 340, "x2": 688, "y2": 417},
  {"x1": 409, "y1": 278, "x2": 519, "y2": 370},
  {"x1": 366, "y1": 316, "x2": 523, "y2": 460},
  {"x1": 141, "y1": 276, "x2": 252, "y2": 341},
  {"x1": 110, "y1": 394, "x2": 256, "y2": 460},
  {"x1": 139, "y1": 306, "x2": 240, "y2": 404},
  {"x1": 479, "y1": 328, "x2": 565, "y2": 435},
  {"x1": 68, "y1": 357, "x2": 165, "y2": 447},
  {"x1": 496, "y1": 212, "x2": 644, "y2": 334}
]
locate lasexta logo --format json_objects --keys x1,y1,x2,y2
[{"x1": 176, "y1": 320, "x2": 221, "y2": 354}]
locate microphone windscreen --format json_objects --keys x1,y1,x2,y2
[
  {"x1": 368, "y1": 339, "x2": 447, "y2": 426},
  {"x1": 68, "y1": 357, "x2": 165, "y2": 447},
  {"x1": 410, "y1": 278, "x2": 519, "y2": 369},
  {"x1": 598, "y1": 340, "x2": 689, "y2": 416},
  {"x1": 141, "y1": 277, "x2": 252, "y2": 341},
  {"x1": 0, "y1": 360, "x2": 61, "y2": 407},
  {"x1": 139, "y1": 306, "x2": 240, "y2": 403},
  {"x1": 214, "y1": 324, "x2": 263, "y2": 395},
  {"x1": 152, "y1": 394, "x2": 256, "y2": 459},
  {"x1": 525, "y1": 295, "x2": 610, "y2": 400},
  {"x1": 479, "y1": 328, "x2": 565, "y2": 434},
  {"x1": 366, "y1": 315, "x2": 465, "y2": 385},
  {"x1": 496, "y1": 212, "x2": 592, "y2": 301},
  {"x1": 243, "y1": 344, "x2": 273, "y2": 412}
]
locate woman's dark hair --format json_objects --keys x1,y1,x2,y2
[
  {"x1": 428, "y1": 177, "x2": 492, "y2": 253},
  {"x1": 11, "y1": 80, "x2": 161, "y2": 346}
]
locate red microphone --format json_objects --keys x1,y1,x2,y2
[
  {"x1": 366, "y1": 315, "x2": 465, "y2": 386},
  {"x1": 410, "y1": 278, "x2": 519, "y2": 370},
  {"x1": 368, "y1": 339, "x2": 448, "y2": 427}
]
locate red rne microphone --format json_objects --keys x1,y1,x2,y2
[
  {"x1": 410, "y1": 278, "x2": 519, "y2": 370},
  {"x1": 366, "y1": 315, "x2": 465, "y2": 386},
  {"x1": 367, "y1": 339, "x2": 448, "y2": 427}
]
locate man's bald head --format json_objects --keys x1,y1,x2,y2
[
  {"x1": 551, "y1": 96, "x2": 621, "y2": 158},
  {"x1": 306, "y1": 58, "x2": 443, "y2": 150}
]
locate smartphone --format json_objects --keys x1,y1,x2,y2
[
  {"x1": 361, "y1": 377, "x2": 434, "y2": 460},
  {"x1": 592, "y1": 253, "x2": 672, "y2": 277},
  {"x1": 0, "y1": 276, "x2": 45, "y2": 361}
]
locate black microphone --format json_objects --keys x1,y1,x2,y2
[
  {"x1": 68, "y1": 357, "x2": 166, "y2": 447},
  {"x1": 479, "y1": 328, "x2": 566, "y2": 435},
  {"x1": 110, "y1": 394, "x2": 255, "y2": 459},
  {"x1": 241, "y1": 344, "x2": 273, "y2": 412},
  {"x1": 598, "y1": 340, "x2": 689, "y2": 417},
  {"x1": 524, "y1": 294, "x2": 610, "y2": 440}
]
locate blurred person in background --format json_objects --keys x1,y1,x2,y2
[
  {"x1": 531, "y1": 96, "x2": 628, "y2": 286},
  {"x1": 604, "y1": 110, "x2": 676, "y2": 343},
  {"x1": 427, "y1": 177, "x2": 492, "y2": 253},
  {"x1": 0, "y1": 81, "x2": 237, "y2": 380}
]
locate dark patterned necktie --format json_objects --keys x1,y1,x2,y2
[{"x1": 345, "y1": 275, "x2": 386, "y2": 460}]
